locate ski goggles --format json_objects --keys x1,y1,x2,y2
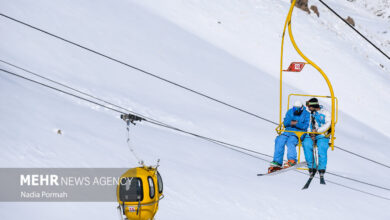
[
  {"x1": 293, "y1": 106, "x2": 304, "y2": 115},
  {"x1": 308, "y1": 101, "x2": 319, "y2": 106}
]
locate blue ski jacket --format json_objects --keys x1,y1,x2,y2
[
  {"x1": 308, "y1": 107, "x2": 331, "y2": 134},
  {"x1": 283, "y1": 107, "x2": 310, "y2": 133}
]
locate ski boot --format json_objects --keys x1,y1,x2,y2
[
  {"x1": 283, "y1": 160, "x2": 297, "y2": 168},
  {"x1": 319, "y1": 169, "x2": 326, "y2": 184},
  {"x1": 308, "y1": 168, "x2": 317, "y2": 176},
  {"x1": 268, "y1": 161, "x2": 282, "y2": 173}
]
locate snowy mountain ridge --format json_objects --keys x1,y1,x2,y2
[{"x1": 351, "y1": 0, "x2": 390, "y2": 19}]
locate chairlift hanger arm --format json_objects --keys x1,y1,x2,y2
[{"x1": 279, "y1": 0, "x2": 336, "y2": 149}]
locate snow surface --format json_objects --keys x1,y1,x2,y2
[{"x1": 0, "y1": 0, "x2": 390, "y2": 219}]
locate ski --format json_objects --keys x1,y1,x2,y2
[
  {"x1": 257, "y1": 161, "x2": 307, "y2": 176},
  {"x1": 302, "y1": 170, "x2": 317, "y2": 190}
]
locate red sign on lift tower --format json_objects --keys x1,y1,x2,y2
[{"x1": 284, "y1": 62, "x2": 306, "y2": 72}]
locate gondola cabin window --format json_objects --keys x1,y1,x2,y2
[
  {"x1": 157, "y1": 171, "x2": 163, "y2": 194},
  {"x1": 148, "y1": 176, "x2": 155, "y2": 199},
  {"x1": 119, "y1": 177, "x2": 143, "y2": 202}
]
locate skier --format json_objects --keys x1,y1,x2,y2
[
  {"x1": 268, "y1": 100, "x2": 310, "y2": 173},
  {"x1": 302, "y1": 98, "x2": 331, "y2": 178}
]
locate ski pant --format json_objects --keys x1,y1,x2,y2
[
  {"x1": 302, "y1": 136, "x2": 329, "y2": 170},
  {"x1": 273, "y1": 133, "x2": 298, "y2": 165}
]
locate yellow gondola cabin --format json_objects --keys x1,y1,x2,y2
[{"x1": 117, "y1": 166, "x2": 163, "y2": 220}]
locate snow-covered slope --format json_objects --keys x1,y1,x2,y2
[
  {"x1": 0, "y1": 0, "x2": 390, "y2": 219},
  {"x1": 353, "y1": 0, "x2": 390, "y2": 19}
]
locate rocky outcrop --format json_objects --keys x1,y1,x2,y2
[
  {"x1": 345, "y1": 16, "x2": 355, "y2": 27},
  {"x1": 310, "y1": 5, "x2": 320, "y2": 17},
  {"x1": 292, "y1": 0, "x2": 310, "y2": 14},
  {"x1": 293, "y1": 0, "x2": 320, "y2": 17}
]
